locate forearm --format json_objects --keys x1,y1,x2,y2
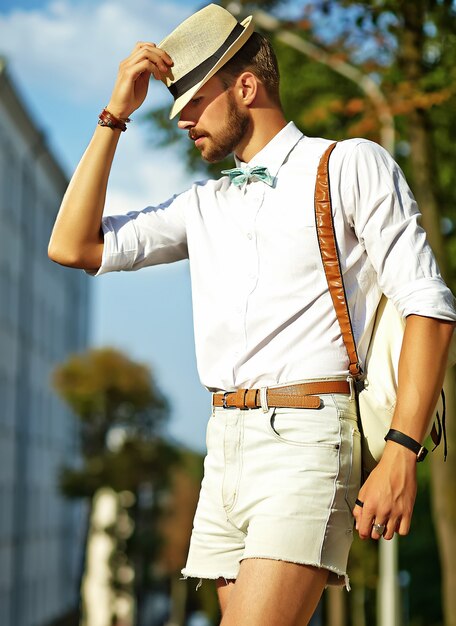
[
  {"x1": 389, "y1": 314, "x2": 454, "y2": 445},
  {"x1": 354, "y1": 314, "x2": 454, "y2": 540},
  {"x1": 48, "y1": 42, "x2": 173, "y2": 272},
  {"x1": 48, "y1": 124, "x2": 121, "y2": 270}
]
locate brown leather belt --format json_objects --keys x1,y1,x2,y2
[{"x1": 212, "y1": 380, "x2": 351, "y2": 410}]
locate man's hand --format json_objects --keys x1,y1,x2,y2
[
  {"x1": 353, "y1": 442, "x2": 418, "y2": 541},
  {"x1": 352, "y1": 315, "x2": 454, "y2": 542},
  {"x1": 106, "y1": 42, "x2": 173, "y2": 120}
]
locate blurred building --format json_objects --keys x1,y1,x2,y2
[{"x1": 0, "y1": 59, "x2": 89, "y2": 626}]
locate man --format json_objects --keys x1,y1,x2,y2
[{"x1": 48, "y1": 4, "x2": 456, "y2": 625}]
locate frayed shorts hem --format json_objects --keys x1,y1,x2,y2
[
  {"x1": 181, "y1": 557, "x2": 350, "y2": 591},
  {"x1": 181, "y1": 570, "x2": 239, "y2": 581}
]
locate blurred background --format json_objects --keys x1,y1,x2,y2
[{"x1": 0, "y1": 0, "x2": 455, "y2": 624}]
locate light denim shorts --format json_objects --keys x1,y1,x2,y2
[{"x1": 182, "y1": 388, "x2": 361, "y2": 588}]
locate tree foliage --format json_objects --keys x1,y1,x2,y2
[
  {"x1": 304, "y1": 0, "x2": 456, "y2": 278},
  {"x1": 53, "y1": 347, "x2": 168, "y2": 458},
  {"x1": 52, "y1": 347, "x2": 185, "y2": 622}
]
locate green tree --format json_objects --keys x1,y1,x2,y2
[
  {"x1": 53, "y1": 347, "x2": 179, "y2": 624},
  {"x1": 53, "y1": 346, "x2": 168, "y2": 457}
]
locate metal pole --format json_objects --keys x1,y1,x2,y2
[{"x1": 378, "y1": 536, "x2": 401, "y2": 626}]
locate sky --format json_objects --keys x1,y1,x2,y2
[{"x1": 0, "y1": 0, "x2": 217, "y2": 452}]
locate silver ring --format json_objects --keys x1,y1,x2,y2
[{"x1": 372, "y1": 522, "x2": 386, "y2": 535}]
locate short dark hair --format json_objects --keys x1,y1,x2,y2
[{"x1": 217, "y1": 32, "x2": 282, "y2": 107}]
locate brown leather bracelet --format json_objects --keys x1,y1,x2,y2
[{"x1": 98, "y1": 108, "x2": 131, "y2": 132}]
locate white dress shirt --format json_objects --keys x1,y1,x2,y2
[{"x1": 93, "y1": 122, "x2": 456, "y2": 391}]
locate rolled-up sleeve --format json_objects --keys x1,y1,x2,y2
[
  {"x1": 89, "y1": 189, "x2": 190, "y2": 277},
  {"x1": 342, "y1": 141, "x2": 456, "y2": 321}
]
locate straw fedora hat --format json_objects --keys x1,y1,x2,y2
[{"x1": 159, "y1": 4, "x2": 254, "y2": 119}]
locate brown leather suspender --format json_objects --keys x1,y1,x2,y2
[
  {"x1": 314, "y1": 142, "x2": 362, "y2": 380},
  {"x1": 314, "y1": 141, "x2": 445, "y2": 455}
]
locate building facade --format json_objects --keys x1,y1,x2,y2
[{"x1": 0, "y1": 59, "x2": 89, "y2": 626}]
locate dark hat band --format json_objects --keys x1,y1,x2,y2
[{"x1": 168, "y1": 22, "x2": 244, "y2": 101}]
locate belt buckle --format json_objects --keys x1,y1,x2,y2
[{"x1": 222, "y1": 392, "x2": 236, "y2": 409}]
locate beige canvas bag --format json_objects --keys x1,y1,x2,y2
[{"x1": 314, "y1": 142, "x2": 454, "y2": 474}]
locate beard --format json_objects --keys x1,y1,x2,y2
[{"x1": 190, "y1": 90, "x2": 250, "y2": 163}]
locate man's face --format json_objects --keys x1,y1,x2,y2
[{"x1": 178, "y1": 75, "x2": 250, "y2": 163}]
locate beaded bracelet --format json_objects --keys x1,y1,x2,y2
[{"x1": 98, "y1": 108, "x2": 131, "y2": 132}]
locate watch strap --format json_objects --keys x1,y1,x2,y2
[{"x1": 384, "y1": 428, "x2": 428, "y2": 462}]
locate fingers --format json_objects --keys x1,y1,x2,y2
[
  {"x1": 355, "y1": 505, "x2": 387, "y2": 541},
  {"x1": 352, "y1": 498, "x2": 364, "y2": 531},
  {"x1": 107, "y1": 42, "x2": 174, "y2": 119},
  {"x1": 352, "y1": 452, "x2": 417, "y2": 543},
  {"x1": 129, "y1": 41, "x2": 173, "y2": 80},
  {"x1": 352, "y1": 498, "x2": 411, "y2": 541},
  {"x1": 397, "y1": 515, "x2": 412, "y2": 537},
  {"x1": 371, "y1": 521, "x2": 385, "y2": 538},
  {"x1": 354, "y1": 502, "x2": 376, "y2": 540}
]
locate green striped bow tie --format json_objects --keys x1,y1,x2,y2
[{"x1": 221, "y1": 165, "x2": 274, "y2": 187}]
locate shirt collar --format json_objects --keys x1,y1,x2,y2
[{"x1": 234, "y1": 121, "x2": 304, "y2": 179}]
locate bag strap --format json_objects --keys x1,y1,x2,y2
[
  {"x1": 314, "y1": 142, "x2": 362, "y2": 379},
  {"x1": 314, "y1": 142, "x2": 446, "y2": 457}
]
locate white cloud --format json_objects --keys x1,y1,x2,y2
[{"x1": 0, "y1": 0, "x2": 198, "y2": 104}]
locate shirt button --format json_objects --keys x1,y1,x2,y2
[{"x1": 247, "y1": 232, "x2": 253, "y2": 240}]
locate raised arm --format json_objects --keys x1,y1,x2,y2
[{"x1": 48, "y1": 43, "x2": 173, "y2": 272}]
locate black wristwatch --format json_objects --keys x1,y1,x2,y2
[{"x1": 384, "y1": 429, "x2": 428, "y2": 462}]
